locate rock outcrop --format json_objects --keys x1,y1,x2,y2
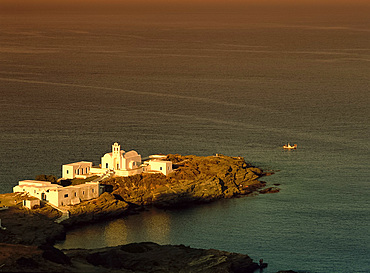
[
  {"x1": 0, "y1": 206, "x2": 65, "y2": 246},
  {"x1": 63, "y1": 192, "x2": 130, "y2": 226},
  {"x1": 259, "y1": 187, "x2": 280, "y2": 194},
  {"x1": 0, "y1": 243, "x2": 71, "y2": 272},
  {"x1": 65, "y1": 242, "x2": 260, "y2": 273},
  {"x1": 104, "y1": 154, "x2": 267, "y2": 208},
  {"x1": 0, "y1": 242, "x2": 261, "y2": 272}
]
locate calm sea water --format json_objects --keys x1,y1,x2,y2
[{"x1": 1, "y1": 9, "x2": 369, "y2": 273}]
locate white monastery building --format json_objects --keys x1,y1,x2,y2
[
  {"x1": 142, "y1": 155, "x2": 173, "y2": 175},
  {"x1": 13, "y1": 180, "x2": 99, "y2": 207},
  {"x1": 62, "y1": 161, "x2": 92, "y2": 180},
  {"x1": 13, "y1": 142, "x2": 173, "y2": 207}
]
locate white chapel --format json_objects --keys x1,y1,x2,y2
[{"x1": 97, "y1": 142, "x2": 143, "y2": 177}]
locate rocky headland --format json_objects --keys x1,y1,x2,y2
[
  {"x1": 0, "y1": 154, "x2": 283, "y2": 272},
  {"x1": 64, "y1": 154, "x2": 274, "y2": 226}
]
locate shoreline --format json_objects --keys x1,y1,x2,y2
[{"x1": 0, "y1": 154, "x2": 282, "y2": 272}]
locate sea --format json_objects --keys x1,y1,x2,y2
[{"x1": 0, "y1": 6, "x2": 369, "y2": 273}]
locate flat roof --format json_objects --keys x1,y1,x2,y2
[
  {"x1": 19, "y1": 180, "x2": 52, "y2": 185},
  {"x1": 18, "y1": 180, "x2": 63, "y2": 188},
  {"x1": 64, "y1": 161, "x2": 92, "y2": 166}
]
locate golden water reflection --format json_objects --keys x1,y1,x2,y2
[
  {"x1": 55, "y1": 209, "x2": 172, "y2": 249},
  {"x1": 111, "y1": 209, "x2": 172, "y2": 245},
  {"x1": 103, "y1": 219, "x2": 128, "y2": 246}
]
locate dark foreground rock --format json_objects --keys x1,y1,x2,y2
[
  {"x1": 66, "y1": 242, "x2": 260, "y2": 273},
  {"x1": 0, "y1": 243, "x2": 71, "y2": 272},
  {"x1": 0, "y1": 242, "x2": 261, "y2": 273},
  {"x1": 0, "y1": 206, "x2": 65, "y2": 246}
]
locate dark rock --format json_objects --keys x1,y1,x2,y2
[
  {"x1": 259, "y1": 187, "x2": 280, "y2": 194},
  {"x1": 16, "y1": 257, "x2": 39, "y2": 268},
  {"x1": 39, "y1": 245, "x2": 71, "y2": 265},
  {"x1": 0, "y1": 206, "x2": 65, "y2": 246},
  {"x1": 85, "y1": 252, "x2": 104, "y2": 266},
  {"x1": 231, "y1": 259, "x2": 259, "y2": 273},
  {"x1": 86, "y1": 249, "x2": 127, "y2": 268},
  {"x1": 67, "y1": 242, "x2": 259, "y2": 272},
  {"x1": 120, "y1": 242, "x2": 156, "y2": 253},
  {"x1": 260, "y1": 262, "x2": 268, "y2": 268}
]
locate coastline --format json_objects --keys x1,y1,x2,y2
[{"x1": 0, "y1": 154, "x2": 281, "y2": 272}]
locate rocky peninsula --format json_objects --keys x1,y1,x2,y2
[
  {"x1": 0, "y1": 154, "x2": 284, "y2": 272},
  {"x1": 63, "y1": 154, "x2": 274, "y2": 226}
]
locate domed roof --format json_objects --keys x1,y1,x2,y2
[{"x1": 124, "y1": 150, "x2": 139, "y2": 158}]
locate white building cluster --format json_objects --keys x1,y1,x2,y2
[
  {"x1": 13, "y1": 180, "x2": 100, "y2": 207},
  {"x1": 13, "y1": 142, "x2": 173, "y2": 208},
  {"x1": 62, "y1": 142, "x2": 172, "y2": 179}
]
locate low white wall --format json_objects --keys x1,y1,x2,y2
[
  {"x1": 23, "y1": 199, "x2": 40, "y2": 209},
  {"x1": 90, "y1": 167, "x2": 105, "y2": 175},
  {"x1": 115, "y1": 168, "x2": 143, "y2": 177}
]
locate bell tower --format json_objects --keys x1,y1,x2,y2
[
  {"x1": 112, "y1": 142, "x2": 121, "y2": 170},
  {"x1": 112, "y1": 142, "x2": 120, "y2": 155}
]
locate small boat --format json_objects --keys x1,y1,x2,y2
[{"x1": 283, "y1": 143, "x2": 297, "y2": 149}]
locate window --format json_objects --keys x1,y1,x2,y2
[
  {"x1": 66, "y1": 170, "x2": 69, "y2": 174},
  {"x1": 160, "y1": 167, "x2": 163, "y2": 170},
  {"x1": 92, "y1": 189, "x2": 95, "y2": 193},
  {"x1": 86, "y1": 167, "x2": 88, "y2": 173},
  {"x1": 74, "y1": 192, "x2": 77, "y2": 197},
  {"x1": 64, "y1": 194, "x2": 69, "y2": 198},
  {"x1": 83, "y1": 191, "x2": 85, "y2": 195},
  {"x1": 106, "y1": 163, "x2": 109, "y2": 168}
]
